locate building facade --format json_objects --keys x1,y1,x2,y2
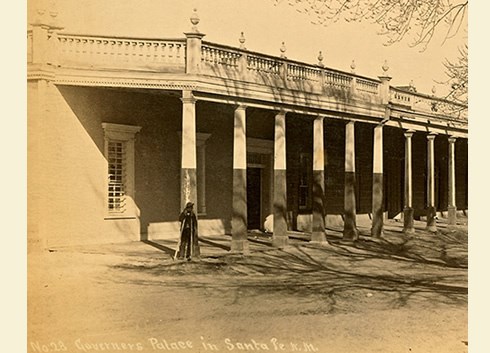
[{"x1": 27, "y1": 9, "x2": 468, "y2": 252}]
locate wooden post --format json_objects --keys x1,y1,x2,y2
[
  {"x1": 343, "y1": 121, "x2": 359, "y2": 241},
  {"x1": 180, "y1": 90, "x2": 198, "y2": 210},
  {"x1": 403, "y1": 130, "x2": 415, "y2": 234},
  {"x1": 426, "y1": 133, "x2": 437, "y2": 232},
  {"x1": 371, "y1": 125, "x2": 384, "y2": 237},
  {"x1": 447, "y1": 136, "x2": 457, "y2": 225},
  {"x1": 273, "y1": 111, "x2": 288, "y2": 248},
  {"x1": 231, "y1": 105, "x2": 249, "y2": 253},
  {"x1": 311, "y1": 117, "x2": 327, "y2": 243}
]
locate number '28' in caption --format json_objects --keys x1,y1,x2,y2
[{"x1": 30, "y1": 341, "x2": 68, "y2": 352}]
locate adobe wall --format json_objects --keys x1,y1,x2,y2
[{"x1": 28, "y1": 83, "x2": 468, "y2": 248}]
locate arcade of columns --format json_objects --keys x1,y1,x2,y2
[
  {"x1": 28, "y1": 6, "x2": 465, "y2": 252},
  {"x1": 179, "y1": 92, "x2": 462, "y2": 253}
]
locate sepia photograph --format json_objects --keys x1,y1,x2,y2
[{"x1": 23, "y1": 0, "x2": 479, "y2": 352}]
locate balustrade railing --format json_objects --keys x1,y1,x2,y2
[
  {"x1": 287, "y1": 63, "x2": 320, "y2": 82},
  {"x1": 324, "y1": 70, "x2": 353, "y2": 89},
  {"x1": 389, "y1": 87, "x2": 467, "y2": 120},
  {"x1": 390, "y1": 87, "x2": 413, "y2": 106},
  {"x1": 201, "y1": 44, "x2": 241, "y2": 68},
  {"x1": 246, "y1": 54, "x2": 281, "y2": 75},
  {"x1": 57, "y1": 34, "x2": 186, "y2": 69},
  {"x1": 28, "y1": 30, "x2": 466, "y2": 121},
  {"x1": 355, "y1": 77, "x2": 379, "y2": 95}
]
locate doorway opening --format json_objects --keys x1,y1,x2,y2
[
  {"x1": 246, "y1": 139, "x2": 274, "y2": 231},
  {"x1": 247, "y1": 167, "x2": 262, "y2": 230}
]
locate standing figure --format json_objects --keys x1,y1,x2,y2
[{"x1": 174, "y1": 202, "x2": 200, "y2": 260}]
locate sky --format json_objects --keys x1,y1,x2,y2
[{"x1": 28, "y1": 0, "x2": 467, "y2": 96}]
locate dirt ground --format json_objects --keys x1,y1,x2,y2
[{"x1": 28, "y1": 219, "x2": 468, "y2": 353}]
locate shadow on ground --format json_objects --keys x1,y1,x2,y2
[{"x1": 109, "y1": 223, "x2": 467, "y2": 314}]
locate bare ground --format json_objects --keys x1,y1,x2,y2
[{"x1": 28, "y1": 219, "x2": 468, "y2": 353}]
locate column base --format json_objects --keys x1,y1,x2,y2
[
  {"x1": 403, "y1": 207, "x2": 415, "y2": 234},
  {"x1": 343, "y1": 171, "x2": 358, "y2": 242},
  {"x1": 311, "y1": 231, "x2": 327, "y2": 243},
  {"x1": 342, "y1": 226, "x2": 359, "y2": 242},
  {"x1": 272, "y1": 235, "x2": 288, "y2": 249},
  {"x1": 231, "y1": 239, "x2": 250, "y2": 254},
  {"x1": 447, "y1": 206, "x2": 457, "y2": 226},
  {"x1": 371, "y1": 173, "x2": 384, "y2": 238},
  {"x1": 426, "y1": 206, "x2": 437, "y2": 232},
  {"x1": 370, "y1": 227, "x2": 384, "y2": 238},
  {"x1": 370, "y1": 215, "x2": 383, "y2": 238}
]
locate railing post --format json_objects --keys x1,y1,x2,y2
[
  {"x1": 184, "y1": 9, "x2": 206, "y2": 74},
  {"x1": 378, "y1": 60, "x2": 392, "y2": 104},
  {"x1": 279, "y1": 42, "x2": 288, "y2": 81},
  {"x1": 279, "y1": 61, "x2": 288, "y2": 81},
  {"x1": 317, "y1": 51, "x2": 325, "y2": 94},
  {"x1": 29, "y1": 4, "x2": 64, "y2": 67},
  {"x1": 237, "y1": 32, "x2": 248, "y2": 78},
  {"x1": 350, "y1": 77, "x2": 357, "y2": 96},
  {"x1": 238, "y1": 53, "x2": 248, "y2": 77}
]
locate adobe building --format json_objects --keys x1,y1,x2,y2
[{"x1": 27, "y1": 9, "x2": 468, "y2": 252}]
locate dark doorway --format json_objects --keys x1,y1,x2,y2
[
  {"x1": 247, "y1": 167, "x2": 262, "y2": 229},
  {"x1": 385, "y1": 157, "x2": 404, "y2": 219}
]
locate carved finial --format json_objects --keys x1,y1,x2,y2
[
  {"x1": 280, "y1": 42, "x2": 286, "y2": 58},
  {"x1": 317, "y1": 51, "x2": 324, "y2": 67},
  {"x1": 408, "y1": 80, "x2": 417, "y2": 92},
  {"x1": 350, "y1": 59, "x2": 356, "y2": 73},
  {"x1": 239, "y1": 32, "x2": 246, "y2": 49},
  {"x1": 190, "y1": 8, "x2": 200, "y2": 32},
  {"x1": 431, "y1": 85, "x2": 437, "y2": 96},
  {"x1": 382, "y1": 60, "x2": 389, "y2": 74}
]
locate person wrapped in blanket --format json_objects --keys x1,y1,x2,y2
[{"x1": 174, "y1": 201, "x2": 200, "y2": 261}]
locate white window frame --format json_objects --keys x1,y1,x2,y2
[{"x1": 102, "y1": 123, "x2": 141, "y2": 218}]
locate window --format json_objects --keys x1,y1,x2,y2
[
  {"x1": 108, "y1": 141, "x2": 126, "y2": 212},
  {"x1": 102, "y1": 123, "x2": 141, "y2": 217}
]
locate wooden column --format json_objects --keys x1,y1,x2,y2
[
  {"x1": 273, "y1": 111, "x2": 288, "y2": 248},
  {"x1": 311, "y1": 117, "x2": 327, "y2": 243},
  {"x1": 447, "y1": 136, "x2": 457, "y2": 225},
  {"x1": 403, "y1": 130, "x2": 415, "y2": 234},
  {"x1": 180, "y1": 90, "x2": 197, "y2": 210},
  {"x1": 371, "y1": 125, "x2": 384, "y2": 238},
  {"x1": 343, "y1": 121, "x2": 359, "y2": 241},
  {"x1": 426, "y1": 133, "x2": 437, "y2": 232},
  {"x1": 231, "y1": 105, "x2": 249, "y2": 253}
]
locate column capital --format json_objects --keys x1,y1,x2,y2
[
  {"x1": 275, "y1": 110, "x2": 287, "y2": 117},
  {"x1": 404, "y1": 129, "x2": 415, "y2": 138},
  {"x1": 448, "y1": 136, "x2": 457, "y2": 144},
  {"x1": 427, "y1": 132, "x2": 437, "y2": 141},
  {"x1": 181, "y1": 90, "x2": 197, "y2": 104},
  {"x1": 235, "y1": 104, "x2": 247, "y2": 111},
  {"x1": 314, "y1": 115, "x2": 325, "y2": 122}
]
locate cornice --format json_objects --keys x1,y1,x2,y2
[
  {"x1": 42, "y1": 68, "x2": 467, "y2": 134},
  {"x1": 55, "y1": 76, "x2": 197, "y2": 91},
  {"x1": 27, "y1": 67, "x2": 56, "y2": 81}
]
